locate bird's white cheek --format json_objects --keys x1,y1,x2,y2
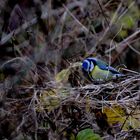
[{"x1": 89, "y1": 63, "x2": 94, "y2": 72}]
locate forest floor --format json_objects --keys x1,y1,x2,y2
[{"x1": 0, "y1": 0, "x2": 140, "y2": 140}]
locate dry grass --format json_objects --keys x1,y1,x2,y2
[
  {"x1": 0, "y1": 0, "x2": 140, "y2": 140},
  {"x1": 0, "y1": 71, "x2": 140, "y2": 139}
]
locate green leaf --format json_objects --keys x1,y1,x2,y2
[
  {"x1": 38, "y1": 89, "x2": 60, "y2": 112},
  {"x1": 55, "y1": 68, "x2": 70, "y2": 83},
  {"x1": 76, "y1": 129, "x2": 102, "y2": 140},
  {"x1": 55, "y1": 62, "x2": 82, "y2": 84},
  {"x1": 103, "y1": 105, "x2": 140, "y2": 130},
  {"x1": 119, "y1": 29, "x2": 128, "y2": 38},
  {"x1": 121, "y1": 15, "x2": 134, "y2": 29}
]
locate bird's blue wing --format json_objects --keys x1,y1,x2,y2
[
  {"x1": 87, "y1": 57, "x2": 120, "y2": 74},
  {"x1": 106, "y1": 66, "x2": 120, "y2": 74}
]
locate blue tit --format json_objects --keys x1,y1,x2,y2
[{"x1": 82, "y1": 57, "x2": 124, "y2": 81}]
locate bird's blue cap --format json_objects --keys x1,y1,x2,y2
[{"x1": 82, "y1": 60, "x2": 90, "y2": 72}]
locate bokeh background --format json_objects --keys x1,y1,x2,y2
[{"x1": 0, "y1": 0, "x2": 140, "y2": 140}]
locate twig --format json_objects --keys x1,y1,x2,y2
[
  {"x1": 62, "y1": 4, "x2": 89, "y2": 33},
  {"x1": 106, "y1": 29, "x2": 140, "y2": 54},
  {"x1": 88, "y1": 3, "x2": 123, "y2": 55},
  {"x1": 0, "y1": 1, "x2": 85, "y2": 46},
  {"x1": 120, "y1": 104, "x2": 138, "y2": 131}
]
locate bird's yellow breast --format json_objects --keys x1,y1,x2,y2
[{"x1": 90, "y1": 65, "x2": 113, "y2": 80}]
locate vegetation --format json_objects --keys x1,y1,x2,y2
[{"x1": 0, "y1": 0, "x2": 140, "y2": 140}]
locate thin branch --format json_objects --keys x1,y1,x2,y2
[
  {"x1": 0, "y1": 1, "x2": 85, "y2": 46},
  {"x1": 106, "y1": 29, "x2": 140, "y2": 54}
]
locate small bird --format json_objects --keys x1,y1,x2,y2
[{"x1": 82, "y1": 57, "x2": 124, "y2": 82}]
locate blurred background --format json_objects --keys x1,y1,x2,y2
[
  {"x1": 0, "y1": 0, "x2": 140, "y2": 76},
  {"x1": 0, "y1": 1, "x2": 140, "y2": 140}
]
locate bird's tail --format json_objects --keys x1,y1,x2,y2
[{"x1": 113, "y1": 73, "x2": 125, "y2": 78}]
